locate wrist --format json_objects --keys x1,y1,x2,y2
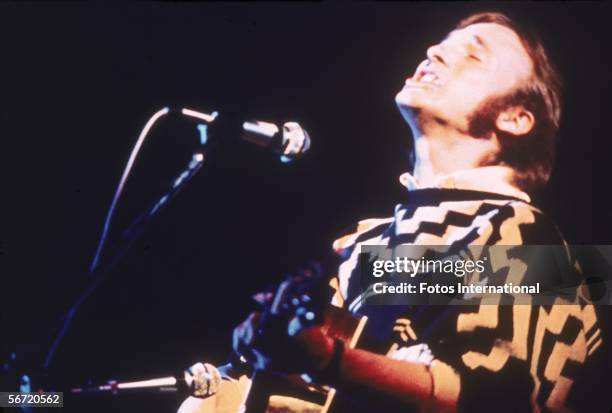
[{"x1": 311, "y1": 338, "x2": 344, "y2": 384}]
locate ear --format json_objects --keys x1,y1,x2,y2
[{"x1": 495, "y1": 106, "x2": 535, "y2": 136}]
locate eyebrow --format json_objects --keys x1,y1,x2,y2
[{"x1": 444, "y1": 30, "x2": 489, "y2": 51}]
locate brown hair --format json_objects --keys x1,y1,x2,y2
[{"x1": 459, "y1": 12, "x2": 563, "y2": 190}]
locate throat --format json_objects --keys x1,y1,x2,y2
[{"x1": 411, "y1": 132, "x2": 500, "y2": 185}]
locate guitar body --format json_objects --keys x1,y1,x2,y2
[{"x1": 243, "y1": 305, "x2": 368, "y2": 413}]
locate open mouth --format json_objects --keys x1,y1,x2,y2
[
  {"x1": 417, "y1": 72, "x2": 441, "y2": 85},
  {"x1": 406, "y1": 60, "x2": 443, "y2": 87}
]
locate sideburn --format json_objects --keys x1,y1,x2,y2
[{"x1": 467, "y1": 90, "x2": 551, "y2": 190}]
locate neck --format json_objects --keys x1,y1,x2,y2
[{"x1": 408, "y1": 121, "x2": 500, "y2": 187}]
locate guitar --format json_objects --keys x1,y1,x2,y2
[{"x1": 241, "y1": 265, "x2": 368, "y2": 413}]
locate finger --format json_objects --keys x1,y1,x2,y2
[
  {"x1": 270, "y1": 279, "x2": 292, "y2": 315},
  {"x1": 251, "y1": 291, "x2": 273, "y2": 306},
  {"x1": 232, "y1": 323, "x2": 244, "y2": 354},
  {"x1": 233, "y1": 324, "x2": 257, "y2": 364},
  {"x1": 236, "y1": 342, "x2": 258, "y2": 366},
  {"x1": 232, "y1": 312, "x2": 262, "y2": 352},
  {"x1": 244, "y1": 312, "x2": 260, "y2": 344}
]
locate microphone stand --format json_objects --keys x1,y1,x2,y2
[
  {"x1": 43, "y1": 150, "x2": 207, "y2": 371},
  {"x1": 70, "y1": 361, "x2": 246, "y2": 399},
  {"x1": 2, "y1": 108, "x2": 217, "y2": 394},
  {"x1": 72, "y1": 376, "x2": 184, "y2": 395},
  {"x1": 8, "y1": 105, "x2": 308, "y2": 396},
  {"x1": 3, "y1": 156, "x2": 208, "y2": 399}
]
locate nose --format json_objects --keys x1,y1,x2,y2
[{"x1": 426, "y1": 43, "x2": 447, "y2": 67}]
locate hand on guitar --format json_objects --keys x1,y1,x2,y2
[
  {"x1": 232, "y1": 264, "x2": 337, "y2": 377},
  {"x1": 233, "y1": 311, "x2": 335, "y2": 375},
  {"x1": 230, "y1": 264, "x2": 452, "y2": 413}
]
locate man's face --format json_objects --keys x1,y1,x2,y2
[{"x1": 396, "y1": 23, "x2": 533, "y2": 132}]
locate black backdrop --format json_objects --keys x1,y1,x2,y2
[{"x1": 1, "y1": 2, "x2": 611, "y2": 412}]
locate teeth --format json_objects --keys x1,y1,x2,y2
[{"x1": 420, "y1": 73, "x2": 438, "y2": 84}]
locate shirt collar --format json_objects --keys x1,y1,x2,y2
[{"x1": 398, "y1": 166, "x2": 531, "y2": 203}]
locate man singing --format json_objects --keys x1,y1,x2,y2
[{"x1": 179, "y1": 12, "x2": 603, "y2": 413}]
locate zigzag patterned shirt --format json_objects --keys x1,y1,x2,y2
[{"x1": 330, "y1": 168, "x2": 603, "y2": 413}]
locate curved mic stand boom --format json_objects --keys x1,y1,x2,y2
[{"x1": 41, "y1": 107, "x2": 218, "y2": 372}]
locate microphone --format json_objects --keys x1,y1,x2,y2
[
  {"x1": 71, "y1": 362, "x2": 227, "y2": 397},
  {"x1": 241, "y1": 120, "x2": 311, "y2": 163},
  {"x1": 71, "y1": 360, "x2": 250, "y2": 398},
  {"x1": 179, "y1": 108, "x2": 311, "y2": 162}
]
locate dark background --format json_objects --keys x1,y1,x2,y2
[{"x1": 1, "y1": 2, "x2": 611, "y2": 412}]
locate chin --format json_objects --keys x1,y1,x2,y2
[
  {"x1": 395, "y1": 91, "x2": 421, "y2": 114},
  {"x1": 395, "y1": 87, "x2": 427, "y2": 108}
]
